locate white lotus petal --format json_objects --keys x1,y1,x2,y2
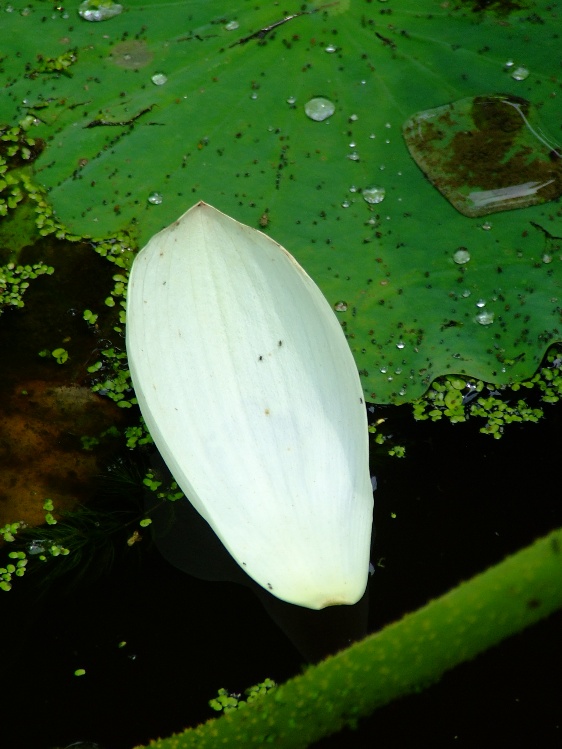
[{"x1": 126, "y1": 202, "x2": 373, "y2": 609}]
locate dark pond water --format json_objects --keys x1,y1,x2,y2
[{"x1": 0, "y1": 399, "x2": 560, "y2": 749}]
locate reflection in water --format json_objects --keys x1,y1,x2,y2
[{"x1": 146, "y1": 452, "x2": 373, "y2": 663}]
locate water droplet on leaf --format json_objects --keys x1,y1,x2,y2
[
  {"x1": 151, "y1": 73, "x2": 167, "y2": 86},
  {"x1": 304, "y1": 97, "x2": 335, "y2": 122},
  {"x1": 475, "y1": 311, "x2": 495, "y2": 325},
  {"x1": 334, "y1": 301, "x2": 348, "y2": 311},
  {"x1": 79, "y1": 0, "x2": 123, "y2": 22},
  {"x1": 362, "y1": 186, "x2": 385, "y2": 204},
  {"x1": 148, "y1": 192, "x2": 163, "y2": 205},
  {"x1": 511, "y1": 66, "x2": 529, "y2": 81},
  {"x1": 453, "y1": 249, "x2": 471, "y2": 264},
  {"x1": 225, "y1": 20, "x2": 239, "y2": 31}
]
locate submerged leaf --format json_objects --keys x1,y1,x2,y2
[{"x1": 126, "y1": 202, "x2": 373, "y2": 609}]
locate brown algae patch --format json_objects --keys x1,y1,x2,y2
[
  {"x1": 403, "y1": 94, "x2": 562, "y2": 217},
  {"x1": 110, "y1": 40, "x2": 153, "y2": 70}
]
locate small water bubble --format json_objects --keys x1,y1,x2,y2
[
  {"x1": 380, "y1": 367, "x2": 387, "y2": 374},
  {"x1": 347, "y1": 152, "x2": 360, "y2": 161},
  {"x1": 504, "y1": 60, "x2": 515, "y2": 68},
  {"x1": 349, "y1": 185, "x2": 358, "y2": 193},
  {"x1": 369, "y1": 133, "x2": 376, "y2": 139},
  {"x1": 543, "y1": 254, "x2": 553, "y2": 264},
  {"x1": 396, "y1": 341, "x2": 405, "y2": 350},
  {"x1": 349, "y1": 114, "x2": 358, "y2": 122},
  {"x1": 475, "y1": 311, "x2": 495, "y2": 325},
  {"x1": 511, "y1": 66, "x2": 529, "y2": 81},
  {"x1": 28, "y1": 540, "x2": 46, "y2": 555},
  {"x1": 78, "y1": 0, "x2": 123, "y2": 22},
  {"x1": 286, "y1": 96, "x2": 296, "y2": 105},
  {"x1": 362, "y1": 186, "x2": 386, "y2": 204},
  {"x1": 304, "y1": 97, "x2": 335, "y2": 122},
  {"x1": 462, "y1": 289, "x2": 472, "y2": 298},
  {"x1": 453, "y1": 249, "x2": 471, "y2": 264},
  {"x1": 147, "y1": 192, "x2": 163, "y2": 205},
  {"x1": 349, "y1": 141, "x2": 356, "y2": 148},
  {"x1": 476, "y1": 299, "x2": 486, "y2": 308},
  {"x1": 325, "y1": 44, "x2": 337, "y2": 53},
  {"x1": 481, "y1": 221, "x2": 493, "y2": 231},
  {"x1": 334, "y1": 301, "x2": 348, "y2": 311},
  {"x1": 151, "y1": 73, "x2": 167, "y2": 86},
  {"x1": 250, "y1": 92, "x2": 258, "y2": 100},
  {"x1": 341, "y1": 199, "x2": 351, "y2": 208},
  {"x1": 225, "y1": 20, "x2": 239, "y2": 31}
]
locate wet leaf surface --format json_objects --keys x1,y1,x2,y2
[{"x1": 1, "y1": 0, "x2": 561, "y2": 402}]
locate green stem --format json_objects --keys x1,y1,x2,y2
[{"x1": 138, "y1": 527, "x2": 562, "y2": 749}]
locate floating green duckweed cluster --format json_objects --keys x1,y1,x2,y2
[
  {"x1": 412, "y1": 344, "x2": 562, "y2": 438},
  {"x1": 0, "y1": 261, "x2": 54, "y2": 312},
  {"x1": 87, "y1": 346, "x2": 137, "y2": 409},
  {"x1": 142, "y1": 470, "x2": 183, "y2": 503},
  {"x1": 0, "y1": 499, "x2": 69, "y2": 592},
  {"x1": 209, "y1": 679, "x2": 277, "y2": 714}
]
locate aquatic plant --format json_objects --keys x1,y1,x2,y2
[
  {"x1": 1, "y1": 0, "x2": 561, "y2": 403},
  {"x1": 132, "y1": 527, "x2": 562, "y2": 748}
]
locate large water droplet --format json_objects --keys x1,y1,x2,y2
[
  {"x1": 148, "y1": 192, "x2": 163, "y2": 205},
  {"x1": 151, "y1": 73, "x2": 167, "y2": 86},
  {"x1": 511, "y1": 66, "x2": 529, "y2": 81},
  {"x1": 453, "y1": 249, "x2": 471, "y2": 264},
  {"x1": 362, "y1": 186, "x2": 386, "y2": 204},
  {"x1": 475, "y1": 311, "x2": 495, "y2": 325},
  {"x1": 79, "y1": 0, "x2": 123, "y2": 22},
  {"x1": 304, "y1": 97, "x2": 335, "y2": 122},
  {"x1": 403, "y1": 94, "x2": 562, "y2": 217}
]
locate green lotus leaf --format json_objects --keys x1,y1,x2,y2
[{"x1": 1, "y1": 0, "x2": 561, "y2": 403}]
